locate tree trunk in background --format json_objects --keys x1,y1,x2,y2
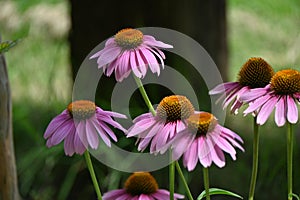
[
  {"x1": 69, "y1": 0, "x2": 228, "y2": 81},
  {"x1": 0, "y1": 36, "x2": 21, "y2": 200}
]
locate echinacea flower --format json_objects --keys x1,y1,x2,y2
[
  {"x1": 90, "y1": 28, "x2": 173, "y2": 82},
  {"x1": 209, "y1": 57, "x2": 274, "y2": 114},
  {"x1": 127, "y1": 95, "x2": 195, "y2": 153},
  {"x1": 44, "y1": 100, "x2": 127, "y2": 156},
  {"x1": 240, "y1": 69, "x2": 300, "y2": 126},
  {"x1": 167, "y1": 112, "x2": 244, "y2": 171},
  {"x1": 103, "y1": 172, "x2": 184, "y2": 200}
]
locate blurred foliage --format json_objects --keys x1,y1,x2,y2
[{"x1": 0, "y1": 0, "x2": 299, "y2": 199}]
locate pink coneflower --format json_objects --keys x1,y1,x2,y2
[
  {"x1": 240, "y1": 69, "x2": 300, "y2": 126},
  {"x1": 167, "y1": 112, "x2": 244, "y2": 171},
  {"x1": 127, "y1": 95, "x2": 195, "y2": 153},
  {"x1": 209, "y1": 57, "x2": 274, "y2": 114},
  {"x1": 103, "y1": 172, "x2": 184, "y2": 200},
  {"x1": 44, "y1": 100, "x2": 127, "y2": 156},
  {"x1": 90, "y1": 28, "x2": 173, "y2": 82}
]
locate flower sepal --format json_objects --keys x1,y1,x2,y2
[{"x1": 197, "y1": 188, "x2": 243, "y2": 200}]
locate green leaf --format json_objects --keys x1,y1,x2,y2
[
  {"x1": 197, "y1": 188, "x2": 243, "y2": 200},
  {"x1": 0, "y1": 39, "x2": 20, "y2": 53},
  {"x1": 291, "y1": 193, "x2": 300, "y2": 200}
]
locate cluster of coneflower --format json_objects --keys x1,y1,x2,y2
[{"x1": 44, "y1": 28, "x2": 299, "y2": 200}]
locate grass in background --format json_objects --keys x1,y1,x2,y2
[{"x1": 0, "y1": 0, "x2": 300, "y2": 199}]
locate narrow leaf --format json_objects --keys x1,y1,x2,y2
[
  {"x1": 197, "y1": 188, "x2": 243, "y2": 200},
  {"x1": 0, "y1": 39, "x2": 20, "y2": 54}
]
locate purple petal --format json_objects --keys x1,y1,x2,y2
[
  {"x1": 135, "y1": 49, "x2": 147, "y2": 77},
  {"x1": 97, "y1": 121, "x2": 118, "y2": 142},
  {"x1": 103, "y1": 189, "x2": 127, "y2": 200},
  {"x1": 143, "y1": 35, "x2": 173, "y2": 48},
  {"x1": 275, "y1": 96, "x2": 286, "y2": 127},
  {"x1": 64, "y1": 128, "x2": 75, "y2": 156},
  {"x1": 44, "y1": 110, "x2": 69, "y2": 139},
  {"x1": 147, "y1": 47, "x2": 164, "y2": 72},
  {"x1": 198, "y1": 137, "x2": 213, "y2": 167},
  {"x1": 171, "y1": 130, "x2": 195, "y2": 161},
  {"x1": 211, "y1": 145, "x2": 225, "y2": 167},
  {"x1": 213, "y1": 133, "x2": 236, "y2": 159},
  {"x1": 97, "y1": 46, "x2": 121, "y2": 68},
  {"x1": 73, "y1": 131, "x2": 86, "y2": 155},
  {"x1": 209, "y1": 82, "x2": 240, "y2": 95},
  {"x1": 155, "y1": 123, "x2": 175, "y2": 150},
  {"x1": 239, "y1": 85, "x2": 270, "y2": 103},
  {"x1": 127, "y1": 120, "x2": 155, "y2": 137},
  {"x1": 256, "y1": 96, "x2": 278, "y2": 125},
  {"x1": 243, "y1": 94, "x2": 273, "y2": 115},
  {"x1": 183, "y1": 140, "x2": 198, "y2": 171},
  {"x1": 140, "y1": 47, "x2": 160, "y2": 74},
  {"x1": 130, "y1": 50, "x2": 142, "y2": 78},
  {"x1": 48, "y1": 120, "x2": 73, "y2": 146},
  {"x1": 222, "y1": 86, "x2": 242, "y2": 109},
  {"x1": 86, "y1": 121, "x2": 99, "y2": 149},
  {"x1": 92, "y1": 120, "x2": 112, "y2": 147},
  {"x1": 287, "y1": 95, "x2": 298, "y2": 124}
]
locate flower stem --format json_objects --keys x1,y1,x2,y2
[
  {"x1": 133, "y1": 75, "x2": 156, "y2": 116},
  {"x1": 248, "y1": 117, "x2": 260, "y2": 200},
  {"x1": 133, "y1": 75, "x2": 194, "y2": 199},
  {"x1": 287, "y1": 123, "x2": 294, "y2": 200},
  {"x1": 84, "y1": 151, "x2": 102, "y2": 200},
  {"x1": 175, "y1": 161, "x2": 194, "y2": 200},
  {"x1": 170, "y1": 160, "x2": 175, "y2": 200},
  {"x1": 203, "y1": 167, "x2": 210, "y2": 200}
]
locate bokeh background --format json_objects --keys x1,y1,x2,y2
[{"x1": 0, "y1": 0, "x2": 300, "y2": 199}]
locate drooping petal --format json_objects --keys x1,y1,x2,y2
[
  {"x1": 103, "y1": 189, "x2": 127, "y2": 200},
  {"x1": 97, "y1": 46, "x2": 121, "y2": 68},
  {"x1": 243, "y1": 94, "x2": 273, "y2": 115},
  {"x1": 183, "y1": 140, "x2": 198, "y2": 171},
  {"x1": 256, "y1": 96, "x2": 278, "y2": 125},
  {"x1": 275, "y1": 96, "x2": 286, "y2": 127},
  {"x1": 211, "y1": 145, "x2": 225, "y2": 168},
  {"x1": 209, "y1": 82, "x2": 240, "y2": 95},
  {"x1": 140, "y1": 47, "x2": 160, "y2": 74},
  {"x1": 171, "y1": 130, "x2": 195, "y2": 161},
  {"x1": 86, "y1": 120, "x2": 99, "y2": 149},
  {"x1": 287, "y1": 95, "x2": 298, "y2": 124},
  {"x1": 143, "y1": 35, "x2": 173, "y2": 48},
  {"x1": 239, "y1": 85, "x2": 270, "y2": 103},
  {"x1": 130, "y1": 50, "x2": 142, "y2": 78},
  {"x1": 48, "y1": 120, "x2": 73, "y2": 146},
  {"x1": 198, "y1": 137, "x2": 213, "y2": 167},
  {"x1": 44, "y1": 110, "x2": 69, "y2": 139},
  {"x1": 64, "y1": 128, "x2": 75, "y2": 156},
  {"x1": 135, "y1": 49, "x2": 147, "y2": 77}
]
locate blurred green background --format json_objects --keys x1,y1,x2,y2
[{"x1": 0, "y1": 0, "x2": 300, "y2": 199}]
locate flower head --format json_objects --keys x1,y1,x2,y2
[
  {"x1": 90, "y1": 28, "x2": 173, "y2": 82},
  {"x1": 127, "y1": 95, "x2": 195, "y2": 153},
  {"x1": 240, "y1": 69, "x2": 300, "y2": 126},
  {"x1": 209, "y1": 57, "x2": 274, "y2": 114},
  {"x1": 167, "y1": 112, "x2": 244, "y2": 171},
  {"x1": 103, "y1": 172, "x2": 184, "y2": 200},
  {"x1": 44, "y1": 100, "x2": 127, "y2": 156}
]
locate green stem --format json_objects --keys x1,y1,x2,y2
[
  {"x1": 175, "y1": 161, "x2": 194, "y2": 200},
  {"x1": 133, "y1": 75, "x2": 194, "y2": 199},
  {"x1": 170, "y1": 160, "x2": 175, "y2": 200},
  {"x1": 287, "y1": 123, "x2": 294, "y2": 200},
  {"x1": 84, "y1": 151, "x2": 102, "y2": 200},
  {"x1": 203, "y1": 167, "x2": 210, "y2": 200},
  {"x1": 133, "y1": 75, "x2": 156, "y2": 116},
  {"x1": 248, "y1": 117, "x2": 260, "y2": 200}
]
